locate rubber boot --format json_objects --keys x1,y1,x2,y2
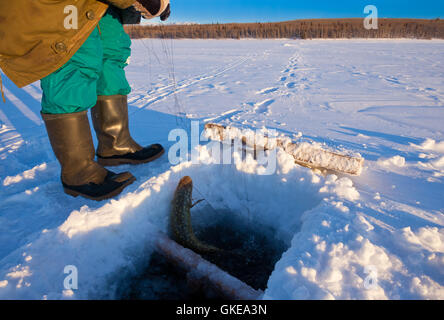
[
  {"x1": 91, "y1": 95, "x2": 164, "y2": 166},
  {"x1": 41, "y1": 111, "x2": 136, "y2": 201}
]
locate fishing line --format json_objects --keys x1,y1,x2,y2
[
  {"x1": 140, "y1": 36, "x2": 180, "y2": 124},
  {"x1": 139, "y1": 38, "x2": 154, "y2": 92},
  {"x1": 134, "y1": 22, "x2": 186, "y2": 133},
  {"x1": 192, "y1": 169, "x2": 254, "y2": 227},
  {"x1": 158, "y1": 23, "x2": 189, "y2": 131},
  {"x1": 141, "y1": 20, "x2": 250, "y2": 220}
]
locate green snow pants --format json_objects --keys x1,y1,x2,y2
[{"x1": 40, "y1": 7, "x2": 132, "y2": 114}]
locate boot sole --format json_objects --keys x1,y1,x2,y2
[
  {"x1": 63, "y1": 176, "x2": 137, "y2": 201},
  {"x1": 97, "y1": 148, "x2": 165, "y2": 167}
]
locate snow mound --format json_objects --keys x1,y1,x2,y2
[
  {"x1": 413, "y1": 139, "x2": 444, "y2": 179},
  {"x1": 431, "y1": 156, "x2": 444, "y2": 169},
  {"x1": 319, "y1": 175, "x2": 360, "y2": 201},
  {"x1": 264, "y1": 209, "x2": 444, "y2": 300},
  {"x1": 397, "y1": 227, "x2": 444, "y2": 253},
  {"x1": 412, "y1": 139, "x2": 444, "y2": 153},
  {"x1": 377, "y1": 156, "x2": 406, "y2": 168},
  {"x1": 2, "y1": 163, "x2": 48, "y2": 186}
]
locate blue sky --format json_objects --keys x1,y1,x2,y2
[{"x1": 156, "y1": 0, "x2": 443, "y2": 24}]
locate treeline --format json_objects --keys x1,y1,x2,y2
[{"x1": 124, "y1": 18, "x2": 444, "y2": 40}]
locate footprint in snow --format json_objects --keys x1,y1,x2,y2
[
  {"x1": 253, "y1": 99, "x2": 275, "y2": 114},
  {"x1": 256, "y1": 87, "x2": 278, "y2": 95}
]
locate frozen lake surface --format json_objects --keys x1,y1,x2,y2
[{"x1": 0, "y1": 39, "x2": 443, "y2": 299}]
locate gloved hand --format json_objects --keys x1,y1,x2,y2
[
  {"x1": 137, "y1": 0, "x2": 161, "y2": 16},
  {"x1": 132, "y1": 1, "x2": 170, "y2": 20},
  {"x1": 119, "y1": 6, "x2": 142, "y2": 25},
  {"x1": 160, "y1": 3, "x2": 171, "y2": 21}
]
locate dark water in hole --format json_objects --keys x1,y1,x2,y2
[
  {"x1": 118, "y1": 208, "x2": 288, "y2": 299},
  {"x1": 193, "y1": 210, "x2": 288, "y2": 291},
  {"x1": 118, "y1": 251, "x2": 207, "y2": 300}
]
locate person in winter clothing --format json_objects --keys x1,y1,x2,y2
[{"x1": 0, "y1": 1, "x2": 170, "y2": 200}]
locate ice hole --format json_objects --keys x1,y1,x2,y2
[
  {"x1": 192, "y1": 207, "x2": 288, "y2": 290},
  {"x1": 115, "y1": 159, "x2": 323, "y2": 299}
]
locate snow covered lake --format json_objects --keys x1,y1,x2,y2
[{"x1": 0, "y1": 39, "x2": 443, "y2": 299}]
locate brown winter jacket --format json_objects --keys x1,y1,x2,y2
[{"x1": 0, "y1": 1, "x2": 135, "y2": 89}]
